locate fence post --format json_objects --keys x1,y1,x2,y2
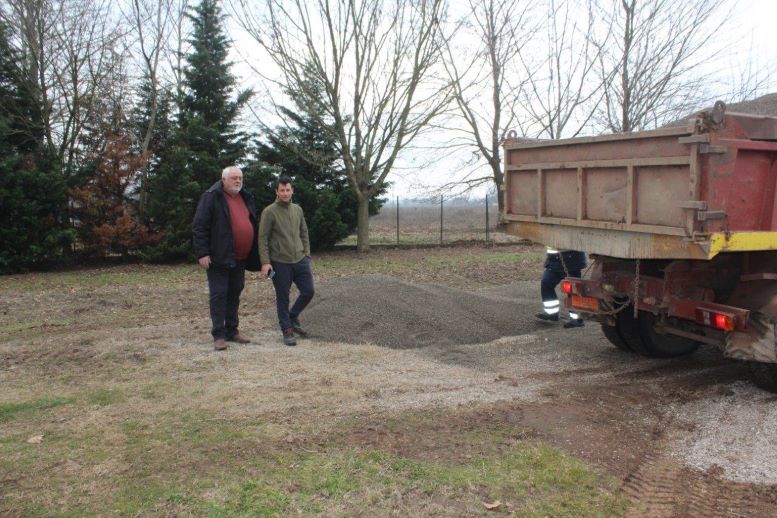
[
  {"x1": 396, "y1": 196, "x2": 399, "y2": 245},
  {"x1": 440, "y1": 195, "x2": 444, "y2": 245},
  {"x1": 486, "y1": 195, "x2": 490, "y2": 242}
]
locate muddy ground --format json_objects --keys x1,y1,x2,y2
[{"x1": 2, "y1": 244, "x2": 776, "y2": 516}]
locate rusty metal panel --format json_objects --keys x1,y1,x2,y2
[
  {"x1": 544, "y1": 168, "x2": 577, "y2": 218},
  {"x1": 507, "y1": 170, "x2": 536, "y2": 216},
  {"x1": 726, "y1": 111, "x2": 777, "y2": 140},
  {"x1": 635, "y1": 165, "x2": 688, "y2": 227},
  {"x1": 585, "y1": 167, "x2": 627, "y2": 222}
]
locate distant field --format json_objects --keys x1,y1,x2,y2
[{"x1": 340, "y1": 203, "x2": 521, "y2": 245}]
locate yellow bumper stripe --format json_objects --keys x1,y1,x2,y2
[{"x1": 709, "y1": 231, "x2": 777, "y2": 257}]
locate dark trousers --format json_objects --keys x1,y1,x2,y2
[
  {"x1": 541, "y1": 268, "x2": 582, "y2": 317},
  {"x1": 206, "y1": 263, "x2": 245, "y2": 340},
  {"x1": 271, "y1": 257, "x2": 315, "y2": 331}
]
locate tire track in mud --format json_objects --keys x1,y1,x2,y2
[{"x1": 623, "y1": 451, "x2": 775, "y2": 517}]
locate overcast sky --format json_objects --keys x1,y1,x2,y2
[{"x1": 227, "y1": 0, "x2": 777, "y2": 200}]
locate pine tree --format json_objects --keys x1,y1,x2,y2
[
  {"x1": 0, "y1": 21, "x2": 72, "y2": 272},
  {"x1": 250, "y1": 71, "x2": 384, "y2": 250},
  {"x1": 145, "y1": 0, "x2": 252, "y2": 260}
]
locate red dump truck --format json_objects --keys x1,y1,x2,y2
[{"x1": 502, "y1": 102, "x2": 777, "y2": 392}]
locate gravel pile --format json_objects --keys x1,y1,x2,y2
[
  {"x1": 300, "y1": 274, "x2": 550, "y2": 348},
  {"x1": 667, "y1": 382, "x2": 777, "y2": 485}
]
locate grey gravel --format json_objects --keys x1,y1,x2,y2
[{"x1": 300, "y1": 275, "x2": 554, "y2": 348}]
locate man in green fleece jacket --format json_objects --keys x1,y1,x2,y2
[{"x1": 258, "y1": 176, "x2": 315, "y2": 346}]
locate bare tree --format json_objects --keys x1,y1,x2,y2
[
  {"x1": 2, "y1": 0, "x2": 124, "y2": 178},
  {"x1": 234, "y1": 0, "x2": 450, "y2": 251},
  {"x1": 163, "y1": 0, "x2": 189, "y2": 100},
  {"x1": 594, "y1": 0, "x2": 728, "y2": 132},
  {"x1": 517, "y1": 0, "x2": 608, "y2": 139},
  {"x1": 124, "y1": 0, "x2": 173, "y2": 154},
  {"x1": 438, "y1": 0, "x2": 537, "y2": 213},
  {"x1": 121, "y1": 0, "x2": 178, "y2": 214}
]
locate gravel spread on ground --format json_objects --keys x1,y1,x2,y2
[
  {"x1": 666, "y1": 382, "x2": 777, "y2": 484},
  {"x1": 299, "y1": 274, "x2": 544, "y2": 348}
]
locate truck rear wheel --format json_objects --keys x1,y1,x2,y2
[
  {"x1": 637, "y1": 312, "x2": 700, "y2": 357},
  {"x1": 748, "y1": 362, "x2": 777, "y2": 393},
  {"x1": 600, "y1": 323, "x2": 632, "y2": 351},
  {"x1": 615, "y1": 307, "x2": 651, "y2": 355}
]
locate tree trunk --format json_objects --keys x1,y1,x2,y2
[{"x1": 356, "y1": 196, "x2": 371, "y2": 252}]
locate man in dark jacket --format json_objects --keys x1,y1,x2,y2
[
  {"x1": 535, "y1": 248, "x2": 587, "y2": 328},
  {"x1": 192, "y1": 166, "x2": 260, "y2": 350}
]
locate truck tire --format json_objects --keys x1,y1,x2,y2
[
  {"x1": 748, "y1": 362, "x2": 777, "y2": 393},
  {"x1": 615, "y1": 307, "x2": 651, "y2": 355},
  {"x1": 600, "y1": 323, "x2": 632, "y2": 352},
  {"x1": 637, "y1": 312, "x2": 700, "y2": 357}
]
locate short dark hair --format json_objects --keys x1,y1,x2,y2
[{"x1": 276, "y1": 176, "x2": 293, "y2": 189}]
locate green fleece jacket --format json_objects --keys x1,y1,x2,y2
[{"x1": 258, "y1": 199, "x2": 310, "y2": 265}]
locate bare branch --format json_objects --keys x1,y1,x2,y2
[{"x1": 234, "y1": 0, "x2": 451, "y2": 251}]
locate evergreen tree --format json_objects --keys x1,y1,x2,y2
[
  {"x1": 145, "y1": 0, "x2": 252, "y2": 260},
  {"x1": 0, "y1": 21, "x2": 72, "y2": 273},
  {"x1": 251, "y1": 71, "x2": 384, "y2": 250}
]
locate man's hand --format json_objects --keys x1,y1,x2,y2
[
  {"x1": 198, "y1": 256, "x2": 211, "y2": 269},
  {"x1": 260, "y1": 263, "x2": 272, "y2": 278}
]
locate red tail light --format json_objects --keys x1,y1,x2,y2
[
  {"x1": 714, "y1": 313, "x2": 735, "y2": 332},
  {"x1": 696, "y1": 308, "x2": 736, "y2": 332},
  {"x1": 561, "y1": 280, "x2": 572, "y2": 294}
]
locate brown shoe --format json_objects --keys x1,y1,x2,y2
[
  {"x1": 214, "y1": 338, "x2": 227, "y2": 351},
  {"x1": 227, "y1": 334, "x2": 250, "y2": 344},
  {"x1": 282, "y1": 328, "x2": 297, "y2": 346}
]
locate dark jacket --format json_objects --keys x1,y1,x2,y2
[
  {"x1": 192, "y1": 180, "x2": 260, "y2": 271},
  {"x1": 544, "y1": 250, "x2": 586, "y2": 273}
]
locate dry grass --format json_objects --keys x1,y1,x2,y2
[{"x1": 0, "y1": 244, "x2": 629, "y2": 517}]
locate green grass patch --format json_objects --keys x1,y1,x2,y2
[
  {"x1": 208, "y1": 443, "x2": 627, "y2": 517},
  {"x1": 86, "y1": 388, "x2": 125, "y2": 406},
  {"x1": 0, "y1": 396, "x2": 73, "y2": 423},
  {"x1": 0, "y1": 408, "x2": 628, "y2": 516}
]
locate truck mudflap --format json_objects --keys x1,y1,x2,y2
[{"x1": 724, "y1": 312, "x2": 777, "y2": 363}]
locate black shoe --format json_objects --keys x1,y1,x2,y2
[
  {"x1": 290, "y1": 318, "x2": 307, "y2": 337},
  {"x1": 535, "y1": 312, "x2": 559, "y2": 322},
  {"x1": 563, "y1": 319, "x2": 585, "y2": 328},
  {"x1": 283, "y1": 328, "x2": 297, "y2": 346}
]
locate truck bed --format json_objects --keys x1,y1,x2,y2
[{"x1": 502, "y1": 109, "x2": 777, "y2": 259}]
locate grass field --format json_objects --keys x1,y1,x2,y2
[{"x1": 0, "y1": 245, "x2": 629, "y2": 517}]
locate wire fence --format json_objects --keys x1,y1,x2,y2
[{"x1": 342, "y1": 196, "x2": 512, "y2": 246}]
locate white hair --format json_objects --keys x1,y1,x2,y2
[{"x1": 221, "y1": 166, "x2": 242, "y2": 179}]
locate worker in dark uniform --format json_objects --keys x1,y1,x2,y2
[{"x1": 535, "y1": 247, "x2": 587, "y2": 328}]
